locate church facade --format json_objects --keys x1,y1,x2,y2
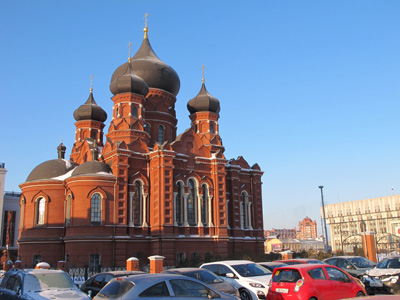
[{"x1": 18, "y1": 25, "x2": 264, "y2": 269}]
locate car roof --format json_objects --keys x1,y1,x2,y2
[
  {"x1": 163, "y1": 268, "x2": 206, "y2": 272},
  {"x1": 11, "y1": 268, "x2": 67, "y2": 275},
  {"x1": 202, "y1": 260, "x2": 253, "y2": 266},
  {"x1": 274, "y1": 263, "x2": 329, "y2": 271},
  {"x1": 94, "y1": 270, "x2": 144, "y2": 276},
  {"x1": 259, "y1": 262, "x2": 287, "y2": 265}
]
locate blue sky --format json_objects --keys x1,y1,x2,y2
[{"x1": 1, "y1": 1, "x2": 400, "y2": 235}]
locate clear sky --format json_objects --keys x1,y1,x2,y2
[{"x1": 1, "y1": 1, "x2": 400, "y2": 235}]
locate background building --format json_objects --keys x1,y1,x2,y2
[
  {"x1": 323, "y1": 195, "x2": 400, "y2": 254},
  {"x1": 265, "y1": 228, "x2": 297, "y2": 239},
  {"x1": 0, "y1": 163, "x2": 20, "y2": 263},
  {"x1": 298, "y1": 217, "x2": 317, "y2": 239},
  {"x1": 18, "y1": 24, "x2": 265, "y2": 269}
]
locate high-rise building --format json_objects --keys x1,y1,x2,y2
[
  {"x1": 18, "y1": 23, "x2": 265, "y2": 268},
  {"x1": 298, "y1": 217, "x2": 317, "y2": 239}
]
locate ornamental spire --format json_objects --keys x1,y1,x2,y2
[
  {"x1": 90, "y1": 75, "x2": 93, "y2": 93},
  {"x1": 143, "y1": 13, "x2": 149, "y2": 39},
  {"x1": 201, "y1": 64, "x2": 206, "y2": 83},
  {"x1": 128, "y1": 41, "x2": 133, "y2": 62}
]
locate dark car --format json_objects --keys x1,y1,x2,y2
[
  {"x1": 324, "y1": 256, "x2": 376, "y2": 279},
  {"x1": 80, "y1": 270, "x2": 144, "y2": 297},
  {"x1": 257, "y1": 262, "x2": 288, "y2": 272},
  {"x1": 163, "y1": 267, "x2": 239, "y2": 297},
  {"x1": 93, "y1": 273, "x2": 238, "y2": 300},
  {"x1": 275, "y1": 258, "x2": 327, "y2": 265},
  {"x1": 266, "y1": 263, "x2": 367, "y2": 300},
  {"x1": 363, "y1": 255, "x2": 400, "y2": 295},
  {"x1": 0, "y1": 268, "x2": 90, "y2": 300}
]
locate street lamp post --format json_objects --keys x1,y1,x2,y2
[{"x1": 319, "y1": 186, "x2": 329, "y2": 253}]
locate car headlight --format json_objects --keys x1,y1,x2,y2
[
  {"x1": 249, "y1": 282, "x2": 265, "y2": 288},
  {"x1": 390, "y1": 276, "x2": 399, "y2": 283}
]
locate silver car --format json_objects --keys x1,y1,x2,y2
[{"x1": 93, "y1": 273, "x2": 239, "y2": 299}]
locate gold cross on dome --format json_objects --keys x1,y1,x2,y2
[
  {"x1": 90, "y1": 75, "x2": 93, "y2": 92},
  {"x1": 144, "y1": 13, "x2": 149, "y2": 28},
  {"x1": 201, "y1": 64, "x2": 206, "y2": 83},
  {"x1": 128, "y1": 41, "x2": 133, "y2": 62}
]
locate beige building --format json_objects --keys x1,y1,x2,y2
[{"x1": 323, "y1": 195, "x2": 400, "y2": 254}]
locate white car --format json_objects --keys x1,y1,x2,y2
[{"x1": 200, "y1": 260, "x2": 272, "y2": 300}]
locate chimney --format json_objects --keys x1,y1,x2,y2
[{"x1": 148, "y1": 255, "x2": 165, "y2": 274}]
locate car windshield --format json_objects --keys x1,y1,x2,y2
[
  {"x1": 377, "y1": 258, "x2": 400, "y2": 269},
  {"x1": 232, "y1": 263, "x2": 272, "y2": 277},
  {"x1": 24, "y1": 273, "x2": 77, "y2": 292},
  {"x1": 272, "y1": 269, "x2": 302, "y2": 283},
  {"x1": 183, "y1": 270, "x2": 224, "y2": 284},
  {"x1": 347, "y1": 257, "x2": 376, "y2": 268}
]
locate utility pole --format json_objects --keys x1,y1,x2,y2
[{"x1": 318, "y1": 186, "x2": 329, "y2": 253}]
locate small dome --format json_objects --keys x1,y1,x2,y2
[
  {"x1": 129, "y1": 28, "x2": 180, "y2": 96},
  {"x1": 110, "y1": 61, "x2": 149, "y2": 96},
  {"x1": 26, "y1": 159, "x2": 78, "y2": 182},
  {"x1": 187, "y1": 82, "x2": 220, "y2": 114},
  {"x1": 72, "y1": 160, "x2": 113, "y2": 177},
  {"x1": 73, "y1": 91, "x2": 107, "y2": 122}
]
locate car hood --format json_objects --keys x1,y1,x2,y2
[
  {"x1": 240, "y1": 275, "x2": 272, "y2": 286},
  {"x1": 210, "y1": 281, "x2": 237, "y2": 294},
  {"x1": 25, "y1": 288, "x2": 90, "y2": 299},
  {"x1": 367, "y1": 268, "x2": 400, "y2": 276}
]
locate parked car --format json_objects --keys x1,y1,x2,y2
[
  {"x1": 363, "y1": 255, "x2": 400, "y2": 295},
  {"x1": 0, "y1": 268, "x2": 90, "y2": 300},
  {"x1": 80, "y1": 270, "x2": 144, "y2": 296},
  {"x1": 200, "y1": 260, "x2": 272, "y2": 300},
  {"x1": 266, "y1": 263, "x2": 367, "y2": 300},
  {"x1": 275, "y1": 258, "x2": 327, "y2": 265},
  {"x1": 324, "y1": 256, "x2": 376, "y2": 279},
  {"x1": 163, "y1": 267, "x2": 239, "y2": 297},
  {"x1": 257, "y1": 262, "x2": 288, "y2": 272},
  {"x1": 93, "y1": 273, "x2": 239, "y2": 300}
]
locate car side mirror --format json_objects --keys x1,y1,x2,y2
[
  {"x1": 88, "y1": 290, "x2": 92, "y2": 298},
  {"x1": 226, "y1": 273, "x2": 234, "y2": 278}
]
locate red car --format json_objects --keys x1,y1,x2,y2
[{"x1": 266, "y1": 264, "x2": 367, "y2": 300}]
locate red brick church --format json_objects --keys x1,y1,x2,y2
[{"x1": 18, "y1": 23, "x2": 264, "y2": 269}]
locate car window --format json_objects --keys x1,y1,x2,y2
[
  {"x1": 308, "y1": 268, "x2": 326, "y2": 280},
  {"x1": 272, "y1": 269, "x2": 302, "y2": 283},
  {"x1": 184, "y1": 270, "x2": 224, "y2": 284},
  {"x1": 170, "y1": 279, "x2": 211, "y2": 297},
  {"x1": 347, "y1": 257, "x2": 375, "y2": 268},
  {"x1": 97, "y1": 280, "x2": 134, "y2": 298},
  {"x1": 218, "y1": 265, "x2": 233, "y2": 277},
  {"x1": 232, "y1": 263, "x2": 272, "y2": 277},
  {"x1": 5, "y1": 276, "x2": 17, "y2": 290},
  {"x1": 140, "y1": 281, "x2": 170, "y2": 297},
  {"x1": 338, "y1": 259, "x2": 352, "y2": 269},
  {"x1": 92, "y1": 274, "x2": 105, "y2": 288},
  {"x1": 202, "y1": 264, "x2": 218, "y2": 274},
  {"x1": 387, "y1": 258, "x2": 400, "y2": 269},
  {"x1": 105, "y1": 274, "x2": 114, "y2": 282},
  {"x1": 326, "y1": 267, "x2": 350, "y2": 282}
]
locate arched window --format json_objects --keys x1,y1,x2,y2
[
  {"x1": 66, "y1": 194, "x2": 72, "y2": 227},
  {"x1": 19, "y1": 199, "x2": 25, "y2": 230},
  {"x1": 187, "y1": 179, "x2": 196, "y2": 226},
  {"x1": 201, "y1": 184, "x2": 208, "y2": 225},
  {"x1": 90, "y1": 130, "x2": 97, "y2": 140},
  {"x1": 241, "y1": 192, "x2": 248, "y2": 229},
  {"x1": 91, "y1": 193, "x2": 101, "y2": 225},
  {"x1": 175, "y1": 182, "x2": 184, "y2": 226},
  {"x1": 132, "y1": 181, "x2": 142, "y2": 226},
  {"x1": 210, "y1": 123, "x2": 215, "y2": 134},
  {"x1": 131, "y1": 105, "x2": 138, "y2": 117},
  {"x1": 36, "y1": 197, "x2": 45, "y2": 226},
  {"x1": 158, "y1": 125, "x2": 164, "y2": 144}
]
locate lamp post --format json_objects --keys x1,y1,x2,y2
[{"x1": 319, "y1": 186, "x2": 329, "y2": 253}]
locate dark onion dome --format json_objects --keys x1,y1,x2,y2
[
  {"x1": 73, "y1": 91, "x2": 107, "y2": 122},
  {"x1": 71, "y1": 160, "x2": 113, "y2": 177},
  {"x1": 26, "y1": 159, "x2": 78, "y2": 182},
  {"x1": 130, "y1": 27, "x2": 180, "y2": 96},
  {"x1": 109, "y1": 59, "x2": 149, "y2": 96},
  {"x1": 187, "y1": 82, "x2": 220, "y2": 114}
]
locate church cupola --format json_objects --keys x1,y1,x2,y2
[
  {"x1": 57, "y1": 140, "x2": 66, "y2": 159},
  {"x1": 70, "y1": 77, "x2": 107, "y2": 164},
  {"x1": 188, "y1": 66, "x2": 221, "y2": 140}
]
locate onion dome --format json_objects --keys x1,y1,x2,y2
[
  {"x1": 73, "y1": 91, "x2": 107, "y2": 122},
  {"x1": 110, "y1": 59, "x2": 149, "y2": 96},
  {"x1": 71, "y1": 160, "x2": 113, "y2": 177},
  {"x1": 26, "y1": 159, "x2": 78, "y2": 182},
  {"x1": 187, "y1": 82, "x2": 220, "y2": 114},
  {"x1": 130, "y1": 27, "x2": 180, "y2": 96}
]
